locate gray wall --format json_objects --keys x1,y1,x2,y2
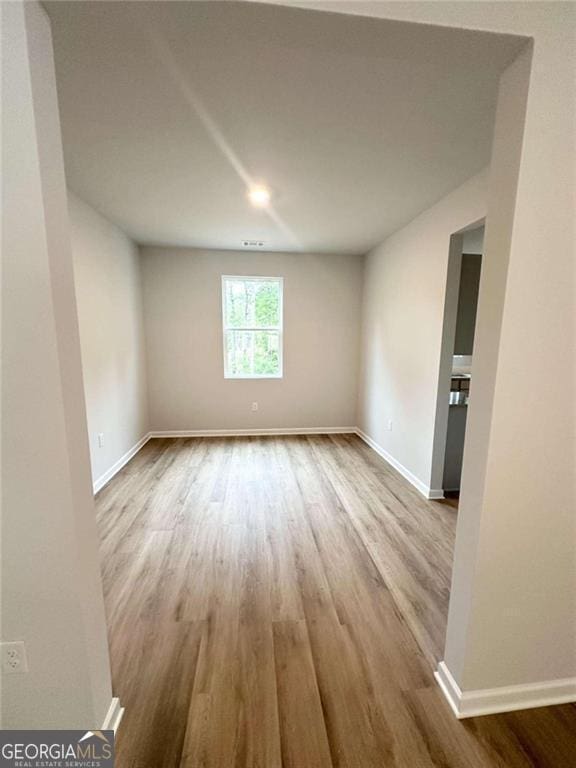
[
  {"x1": 141, "y1": 247, "x2": 363, "y2": 432},
  {"x1": 454, "y1": 254, "x2": 482, "y2": 355},
  {"x1": 446, "y1": 37, "x2": 575, "y2": 692},
  {"x1": 70, "y1": 192, "x2": 149, "y2": 488},
  {"x1": 354, "y1": 0, "x2": 575, "y2": 701},
  {"x1": 357, "y1": 170, "x2": 487, "y2": 494},
  {"x1": 2, "y1": 1, "x2": 112, "y2": 728}
]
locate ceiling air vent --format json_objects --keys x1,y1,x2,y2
[{"x1": 242, "y1": 240, "x2": 265, "y2": 248}]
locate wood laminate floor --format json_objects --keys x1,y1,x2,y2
[{"x1": 95, "y1": 435, "x2": 576, "y2": 767}]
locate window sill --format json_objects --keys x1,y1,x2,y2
[{"x1": 224, "y1": 374, "x2": 283, "y2": 380}]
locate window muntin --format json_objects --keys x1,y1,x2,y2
[{"x1": 222, "y1": 276, "x2": 283, "y2": 378}]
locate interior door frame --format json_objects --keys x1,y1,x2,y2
[{"x1": 429, "y1": 218, "x2": 485, "y2": 495}]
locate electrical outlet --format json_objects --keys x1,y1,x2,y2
[
  {"x1": 2, "y1": 641, "x2": 28, "y2": 674},
  {"x1": 97, "y1": 432, "x2": 104, "y2": 448},
  {"x1": 387, "y1": 420, "x2": 393, "y2": 431},
  {"x1": 251, "y1": 402, "x2": 259, "y2": 412}
]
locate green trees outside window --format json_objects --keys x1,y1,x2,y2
[{"x1": 222, "y1": 277, "x2": 283, "y2": 378}]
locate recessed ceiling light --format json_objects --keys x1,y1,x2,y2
[{"x1": 248, "y1": 185, "x2": 271, "y2": 208}]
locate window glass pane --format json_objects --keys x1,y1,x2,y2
[
  {"x1": 225, "y1": 330, "x2": 280, "y2": 376},
  {"x1": 253, "y1": 280, "x2": 280, "y2": 327},
  {"x1": 225, "y1": 279, "x2": 247, "y2": 328},
  {"x1": 224, "y1": 279, "x2": 280, "y2": 328}
]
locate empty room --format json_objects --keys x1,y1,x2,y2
[{"x1": 2, "y1": 1, "x2": 575, "y2": 767}]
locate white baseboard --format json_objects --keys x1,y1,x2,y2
[
  {"x1": 435, "y1": 661, "x2": 576, "y2": 719},
  {"x1": 426, "y1": 488, "x2": 446, "y2": 500},
  {"x1": 149, "y1": 427, "x2": 357, "y2": 438},
  {"x1": 93, "y1": 427, "x2": 442, "y2": 504},
  {"x1": 93, "y1": 433, "x2": 151, "y2": 494},
  {"x1": 101, "y1": 697, "x2": 124, "y2": 733},
  {"x1": 355, "y1": 429, "x2": 443, "y2": 500}
]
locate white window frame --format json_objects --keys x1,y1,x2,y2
[{"x1": 221, "y1": 275, "x2": 284, "y2": 380}]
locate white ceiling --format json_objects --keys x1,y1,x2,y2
[{"x1": 46, "y1": 1, "x2": 524, "y2": 254}]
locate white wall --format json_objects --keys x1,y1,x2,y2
[
  {"x1": 69, "y1": 193, "x2": 148, "y2": 489},
  {"x1": 447, "y1": 38, "x2": 575, "y2": 692},
  {"x1": 141, "y1": 247, "x2": 363, "y2": 431},
  {"x1": 1, "y1": 1, "x2": 112, "y2": 728},
  {"x1": 303, "y1": 0, "x2": 576, "y2": 703},
  {"x1": 357, "y1": 170, "x2": 486, "y2": 493}
]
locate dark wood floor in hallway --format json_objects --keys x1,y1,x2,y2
[{"x1": 95, "y1": 435, "x2": 576, "y2": 767}]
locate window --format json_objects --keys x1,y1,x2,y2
[{"x1": 222, "y1": 276, "x2": 283, "y2": 379}]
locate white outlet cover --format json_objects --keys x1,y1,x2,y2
[
  {"x1": 251, "y1": 402, "x2": 258, "y2": 411},
  {"x1": 2, "y1": 641, "x2": 28, "y2": 674}
]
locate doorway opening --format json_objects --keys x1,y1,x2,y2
[{"x1": 431, "y1": 222, "x2": 484, "y2": 508}]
